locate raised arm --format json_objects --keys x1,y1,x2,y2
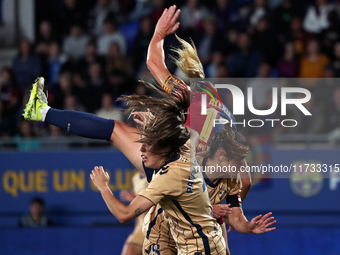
[
  {"x1": 90, "y1": 166, "x2": 154, "y2": 223},
  {"x1": 146, "y1": 5, "x2": 180, "y2": 86}
]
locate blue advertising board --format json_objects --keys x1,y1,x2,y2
[
  {"x1": 0, "y1": 149, "x2": 137, "y2": 226},
  {"x1": 1, "y1": 148, "x2": 340, "y2": 227}
]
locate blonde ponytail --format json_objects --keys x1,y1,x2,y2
[{"x1": 170, "y1": 35, "x2": 205, "y2": 79}]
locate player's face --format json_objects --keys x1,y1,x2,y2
[
  {"x1": 140, "y1": 143, "x2": 166, "y2": 169},
  {"x1": 217, "y1": 150, "x2": 243, "y2": 178}
]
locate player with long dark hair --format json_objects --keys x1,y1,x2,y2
[{"x1": 91, "y1": 82, "x2": 229, "y2": 254}]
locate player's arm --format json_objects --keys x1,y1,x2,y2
[
  {"x1": 146, "y1": 5, "x2": 180, "y2": 87},
  {"x1": 91, "y1": 166, "x2": 154, "y2": 223},
  {"x1": 220, "y1": 222, "x2": 231, "y2": 255},
  {"x1": 227, "y1": 207, "x2": 276, "y2": 234},
  {"x1": 212, "y1": 204, "x2": 232, "y2": 218},
  {"x1": 239, "y1": 159, "x2": 252, "y2": 201}
]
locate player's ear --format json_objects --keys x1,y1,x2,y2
[{"x1": 216, "y1": 149, "x2": 226, "y2": 162}]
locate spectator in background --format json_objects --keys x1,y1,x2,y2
[
  {"x1": 271, "y1": 0, "x2": 304, "y2": 39},
  {"x1": 48, "y1": 124, "x2": 64, "y2": 137},
  {"x1": 14, "y1": 120, "x2": 41, "y2": 151},
  {"x1": 251, "y1": 90, "x2": 286, "y2": 135},
  {"x1": 331, "y1": 41, "x2": 340, "y2": 77},
  {"x1": 132, "y1": 16, "x2": 153, "y2": 72},
  {"x1": 278, "y1": 42, "x2": 300, "y2": 77},
  {"x1": 48, "y1": 72, "x2": 74, "y2": 109},
  {"x1": 97, "y1": 17, "x2": 127, "y2": 56},
  {"x1": 0, "y1": 67, "x2": 21, "y2": 137},
  {"x1": 5, "y1": 0, "x2": 340, "y2": 141},
  {"x1": 214, "y1": 64, "x2": 229, "y2": 78},
  {"x1": 149, "y1": 0, "x2": 166, "y2": 25},
  {"x1": 76, "y1": 40, "x2": 106, "y2": 80},
  {"x1": 246, "y1": 62, "x2": 275, "y2": 109},
  {"x1": 179, "y1": 0, "x2": 208, "y2": 37},
  {"x1": 62, "y1": 23, "x2": 89, "y2": 61},
  {"x1": 95, "y1": 93, "x2": 122, "y2": 121},
  {"x1": 246, "y1": 0, "x2": 269, "y2": 28},
  {"x1": 106, "y1": 70, "x2": 128, "y2": 96},
  {"x1": 228, "y1": 32, "x2": 263, "y2": 77},
  {"x1": 288, "y1": 93, "x2": 325, "y2": 134},
  {"x1": 56, "y1": 0, "x2": 87, "y2": 38},
  {"x1": 88, "y1": 0, "x2": 119, "y2": 37},
  {"x1": 327, "y1": 87, "x2": 340, "y2": 132},
  {"x1": 47, "y1": 41, "x2": 67, "y2": 85},
  {"x1": 106, "y1": 42, "x2": 130, "y2": 76},
  {"x1": 287, "y1": 16, "x2": 309, "y2": 55},
  {"x1": 19, "y1": 197, "x2": 52, "y2": 228},
  {"x1": 299, "y1": 38, "x2": 329, "y2": 78},
  {"x1": 12, "y1": 38, "x2": 42, "y2": 90},
  {"x1": 251, "y1": 17, "x2": 280, "y2": 66},
  {"x1": 210, "y1": 0, "x2": 238, "y2": 32},
  {"x1": 206, "y1": 51, "x2": 225, "y2": 77},
  {"x1": 35, "y1": 20, "x2": 56, "y2": 58},
  {"x1": 312, "y1": 65, "x2": 336, "y2": 121},
  {"x1": 64, "y1": 94, "x2": 83, "y2": 111},
  {"x1": 88, "y1": 62, "x2": 106, "y2": 89},
  {"x1": 43, "y1": 124, "x2": 68, "y2": 150},
  {"x1": 74, "y1": 63, "x2": 104, "y2": 112},
  {"x1": 225, "y1": 27, "x2": 239, "y2": 53},
  {"x1": 195, "y1": 15, "x2": 227, "y2": 66},
  {"x1": 303, "y1": 0, "x2": 334, "y2": 35}
]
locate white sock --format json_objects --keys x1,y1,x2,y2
[{"x1": 40, "y1": 106, "x2": 51, "y2": 122}]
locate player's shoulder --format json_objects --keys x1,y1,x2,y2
[
  {"x1": 227, "y1": 173, "x2": 243, "y2": 194},
  {"x1": 156, "y1": 153, "x2": 190, "y2": 178}
]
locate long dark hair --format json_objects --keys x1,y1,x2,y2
[
  {"x1": 119, "y1": 82, "x2": 191, "y2": 158},
  {"x1": 205, "y1": 125, "x2": 249, "y2": 161}
]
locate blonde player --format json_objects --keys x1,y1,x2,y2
[
  {"x1": 146, "y1": 5, "x2": 252, "y2": 198},
  {"x1": 120, "y1": 173, "x2": 148, "y2": 255},
  {"x1": 22, "y1": 5, "x2": 250, "y2": 199},
  {"x1": 90, "y1": 84, "x2": 228, "y2": 254},
  {"x1": 141, "y1": 6, "x2": 255, "y2": 254}
]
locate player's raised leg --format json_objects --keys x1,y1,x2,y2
[{"x1": 23, "y1": 77, "x2": 143, "y2": 172}]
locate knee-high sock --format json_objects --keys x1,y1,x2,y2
[{"x1": 45, "y1": 109, "x2": 115, "y2": 141}]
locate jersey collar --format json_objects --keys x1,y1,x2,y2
[
  {"x1": 202, "y1": 157, "x2": 222, "y2": 188},
  {"x1": 154, "y1": 154, "x2": 181, "y2": 174}
]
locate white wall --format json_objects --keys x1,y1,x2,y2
[
  {"x1": 0, "y1": 0, "x2": 16, "y2": 47},
  {"x1": 18, "y1": 0, "x2": 34, "y2": 42},
  {"x1": 0, "y1": 0, "x2": 34, "y2": 48}
]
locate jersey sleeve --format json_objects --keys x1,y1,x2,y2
[
  {"x1": 226, "y1": 193, "x2": 242, "y2": 208},
  {"x1": 228, "y1": 175, "x2": 242, "y2": 196},
  {"x1": 139, "y1": 167, "x2": 183, "y2": 205}
]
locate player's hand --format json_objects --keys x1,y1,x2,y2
[
  {"x1": 120, "y1": 190, "x2": 136, "y2": 202},
  {"x1": 227, "y1": 224, "x2": 233, "y2": 233},
  {"x1": 154, "y1": 5, "x2": 181, "y2": 39},
  {"x1": 90, "y1": 166, "x2": 110, "y2": 191},
  {"x1": 212, "y1": 204, "x2": 232, "y2": 218},
  {"x1": 132, "y1": 110, "x2": 154, "y2": 127},
  {"x1": 248, "y1": 212, "x2": 276, "y2": 234}
]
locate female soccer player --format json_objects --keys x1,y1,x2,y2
[
  {"x1": 23, "y1": 6, "x2": 252, "y2": 253},
  {"x1": 91, "y1": 83, "x2": 228, "y2": 254},
  {"x1": 23, "y1": 5, "x2": 250, "y2": 197},
  {"x1": 141, "y1": 124, "x2": 276, "y2": 255},
  {"x1": 146, "y1": 5, "x2": 252, "y2": 199}
]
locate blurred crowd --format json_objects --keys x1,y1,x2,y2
[{"x1": 1, "y1": 0, "x2": 340, "y2": 146}]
